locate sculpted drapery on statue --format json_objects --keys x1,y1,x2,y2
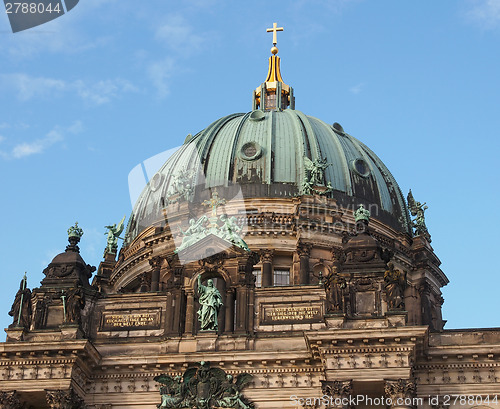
[
  {"x1": 384, "y1": 262, "x2": 407, "y2": 310},
  {"x1": 323, "y1": 267, "x2": 347, "y2": 314},
  {"x1": 64, "y1": 287, "x2": 85, "y2": 325},
  {"x1": 197, "y1": 275, "x2": 223, "y2": 331},
  {"x1": 8, "y1": 274, "x2": 31, "y2": 328}
]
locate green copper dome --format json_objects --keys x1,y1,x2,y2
[{"x1": 125, "y1": 109, "x2": 411, "y2": 243}]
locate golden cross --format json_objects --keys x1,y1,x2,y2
[
  {"x1": 267, "y1": 22, "x2": 283, "y2": 46},
  {"x1": 203, "y1": 189, "x2": 226, "y2": 218}
]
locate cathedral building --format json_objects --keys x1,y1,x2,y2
[{"x1": 1, "y1": 24, "x2": 499, "y2": 409}]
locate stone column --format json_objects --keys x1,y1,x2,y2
[
  {"x1": 184, "y1": 290, "x2": 195, "y2": 336},
  {"x1": 384, "y1": 379, "x2": 417, "y2": 409},
  {"x1": 224, "y1": 288, "x2": 235, "y2": 333},
  {"x1": 171, "y1": 290, "x2": 182, "y2": 335},
  {"x1": 0, "y1": 391, "x2": 24, "y2": 409},
  {"x1": 297, "y1": 243, "x2": 311, "y2": 285},
  {"x1": 321, "y1": 380, "x2": 353, "y2": 409},
  {"x1": 235, "y1": 286, "x2": 250, "y2": 334},
  {"x1": 46, "y1": 389, "x2": 85, "y2": 409},
  {"x1": 149, "y1": 256, "x2": 163, "y2": 292},
  {"x1": 260, "y1": 250, "x2": 274, "y2": 287}
]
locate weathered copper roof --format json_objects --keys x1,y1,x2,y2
[{"x1": 125, "y1": 110, "x2": 411, "y2": 242}]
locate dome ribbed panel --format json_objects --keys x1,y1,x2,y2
[
  {"x1": 274, "y1": 110, "x2": 298, "y2": 183},
  {"x1": 204, "y1": 115, "x2": 242, "y2": 188}
]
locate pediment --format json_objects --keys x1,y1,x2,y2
[{"x1": 176, "y1": 233, "x2": 248, "y2": 264}]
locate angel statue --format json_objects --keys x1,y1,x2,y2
[
  {"x1": 407, "y1": 190, "x2": 430, "y2": 240},
  {"x1": 104, "y1": 216, "x2": 126, "y2": 255},
  {"x1": 154, "y1": 374, "x2": 185, "y2": 408},
  {"x1": 304, "y1": 157, "x2": 330, "y2": 186},
  {"x1": 217, "y1": 374, "x2": 255, "y2": 409},
  {"x1": 154, "y1": 362, "x2": 255, "y2": 409},
  {"x1": 219, "y1": 214, "x2": 250, "y2": 251},
  {"x1": 176, "y1": 215, "x2": 209, "y2": 252}
]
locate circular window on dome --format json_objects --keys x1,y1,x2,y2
[
  {"x1": 240, "y1": 142, "x2": 263, "y2": 161},
  {"x1": 333, "y1": 122, "x2": 345, "y2": 134},
  {"x1": 249, "y1": 110, "x2": 265, "y2": 122},
  {"x1": 351, "y1": 158, "x2": 370, "y2": 178},
  {"x1": 149, "y1": 173, "x2": 163, "y2": 191}
]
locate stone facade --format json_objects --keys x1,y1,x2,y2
[
  {"x1": 2, "y1": 193, "x2": 499, "y2": 408},
  {"x1": 2, "y1": 40, "x2": 499, "y2": 409}
]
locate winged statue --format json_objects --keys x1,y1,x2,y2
[
  {"x1": 104, "y1": 215, "x2": 126, "y2": 255},
  {"x1": 304, "y1": 156, "x2": 330, "y2": 186},
  {"x1": 155, "y1": 362, "x2": 255, "y2": 409},
  {"x1": 407, "y1": 190, "x2": 430, "y2": 239}
]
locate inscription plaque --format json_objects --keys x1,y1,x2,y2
[
  {"x1": 261, "y1": 303, "x2": 323, "y2": 324},
  {"x1": 100, "y1": 310, "x2": 161, "y2": 331}
]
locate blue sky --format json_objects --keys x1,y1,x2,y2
[{"x1": 1, "y1": 0, "x2": 499, "y2": 336}]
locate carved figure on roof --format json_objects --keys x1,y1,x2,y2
[
  {"x1": 167, "y1": 167, "x2": 196, "y2": 203},
  {"x1": 384, "y1": 262, "x2": 407, "y2": 310},
  {"x1": 197, "y1": 275, "x2": 223, "y2": 331},
  {"x1": 176, "y1": 216, "x2": 209, "y2": 253},
  {"x1": 104, "y1": 215, "x2": 126, "y2": 254},
  {"x1": 407, "y1": 190, "x2": 430, "y2": 240},
  {"x1": 65, "y1": 287, "x2": 85, "y2": 326},
  {"x1": 302, "y1": 179, "x2": 314, "y2": 195},
  {"x1": 323, "y1": 267, "x2": 347, "y2": 314},
  {"x1": 304, "y1": 156, "x2": 330, "y2": 186},
  {"x1": 219, "y1": 214, "x2": 250, "y2": 251},
  {"x1": 8, "y1": 274, "x2": 31, "y2": 328}
]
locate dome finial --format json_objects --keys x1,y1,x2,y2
[
  {"x1": 253, "y1": 22, "x2": 295, "y2": 111},
  {"x1": 267, "y1": 22, "x2": 283, "y2": 55}
]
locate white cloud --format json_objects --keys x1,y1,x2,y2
[
  {"x1": 155, "y1": 15, "x2": 204, "y2": 53},
  {"x1": 4, "y1": 121, "x2": 82, "y2": 159},
  {"x1": 147, "y1": 57, "x2": 176, "y2": 98},
  {"x1": 349, "y1": 82, "x2": 364, "y2": 95},
  {"x1": 146, "y1": 15, "x2": 208, "y2": 99},
  {"x1": 0, "y1": 73, "x2": 138, "y2": 104},
  {"x1": 0, "y1": 74, "x2": 66, "y2": 101},
  {"x1": 0, "y1": 135, "x2": 5, "y2": 143},
  {"x1": 73, "y1": 79, "x2": 138, "y2": 105},
  {"x1": 466, "y1": 0, "x2": 500, "y2": 27}
]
